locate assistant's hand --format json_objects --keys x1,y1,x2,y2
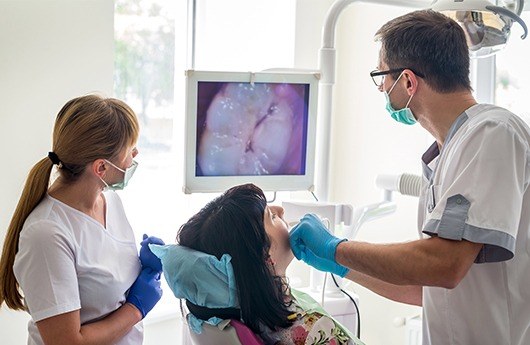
[
  {"x1": 126, "y1": 268, "x2": 163, "y2": 319},
  {"x1": 140, "y1": 234, "x2": 165, "y2": 273},
  {"x1": 289, "y1": 213, "x2": 346, "y2": 262}
]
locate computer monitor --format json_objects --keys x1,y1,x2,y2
[{"x1": 183, "y1": 70, "x2": 319, "y2": 194}]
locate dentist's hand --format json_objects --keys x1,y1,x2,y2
[
  {"x1": 140, "y1": 234, "x2": 165, "y2": 273},
  {"x1": 299, "y1": 247, "x2": 349, "y2": 277},
  {"x1": 289, "y1": 214, "x2": 346, "y2": 261},
  {"x1": 289, "y1": 214, "x2": 348, "y2": 271},
  {"x1": 126, "y1": 268, "x2": 163, "y2": 319}
]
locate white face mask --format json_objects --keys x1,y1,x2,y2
[{"x1": 100, "y1": 160, "x2": 138, "y2": 191}]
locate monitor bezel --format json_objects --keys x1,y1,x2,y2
[{"x1": 183, "y1": 70, "x2": 319, "y2": 194}]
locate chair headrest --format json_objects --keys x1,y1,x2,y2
[
  {"x1": 150, "y1": 244, "x2": 239, "y2": 309},
  {"x1": 186, "y1": 300, "x2": 241, "y2": 321}
]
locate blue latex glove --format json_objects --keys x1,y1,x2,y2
[
  {"x1": 140, "y1": 234, "x2": 165, "y2": 273},
  {"x1": 299, "y1": 246, "x2": 349, "y2": 277},
  {"x1": 126, "y1": 268, "x2": 163, "y2": 319},
  {"x1": 289, "y1": 213, "x2": 346, "y2": 263}
]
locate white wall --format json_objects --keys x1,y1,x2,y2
[
  {"x1": 294, "y1": 1, "x2": 427, "y2": 344},
  {"x1": 0, "y1": 0, "x2": 114, "y2": 343}
]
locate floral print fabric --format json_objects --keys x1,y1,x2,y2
[
  {"x1": 259, "y1": 294, "x2": 364, "y2": 345},
  {"x1": 286, "y1": 307, "x2": 352, "y2": 345}
]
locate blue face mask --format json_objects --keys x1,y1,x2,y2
[
  {"x1": 100, "y1": 159, "x2": 138, "y2": 191},
  {"x1": 384, "y1": 72, "x2": 416, "y2": 125}
]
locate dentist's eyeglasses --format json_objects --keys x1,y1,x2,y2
[{"x1": 370, "y1": 68, "x2": 425, "y2": 87}]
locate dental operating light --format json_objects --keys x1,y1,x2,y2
[{"x1": 431, "y1": 0, "x2": 528, "y2": 58}]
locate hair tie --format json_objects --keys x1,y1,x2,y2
[{"x1": 48, "y1": 151, "x2": 61, "y2": 165}]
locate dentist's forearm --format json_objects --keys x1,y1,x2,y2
[
  {"x1": 345, "y1": 270, "x2": 422, "y2": 306},
  {"x1": 336, "y1": 236, "x2": 482, "y2": 289}
]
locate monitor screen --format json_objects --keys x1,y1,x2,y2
[{"x1": 183, "y1": 70, "x2": 319, "y2": 194}]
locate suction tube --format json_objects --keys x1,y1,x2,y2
[{"x1": 375, "y1": 173, "x2": 423, "y2": 197}]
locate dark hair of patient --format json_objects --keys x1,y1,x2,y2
[{"x1": 177, "y1": 183, "x2": 292, "y2": 334}]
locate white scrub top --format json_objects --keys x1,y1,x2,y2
[
  {"x1": 14, "y1": 191, "x2": 142, "y2": 345},
  {"x1": 418, "y1": 104, "x2": 530, "y2": 345}
]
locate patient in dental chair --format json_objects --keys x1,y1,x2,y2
[{"x1": 151, "y1": 184, "x2": 363, "y2": 345}]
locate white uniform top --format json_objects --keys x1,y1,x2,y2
[
  {"x1": 418, "y1": 104, "x2": 530, "y2": 345},
  {"x1": 13, "y1": 191, "x2": 142, "y2": 345}
]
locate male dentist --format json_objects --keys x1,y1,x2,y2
[{"x1": 290, "y1": 10, "x2": 530, "y2": 345}]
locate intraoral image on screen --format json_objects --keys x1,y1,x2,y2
[{"x1": 195, "y1": 81, "x2": 309, "y2": 177}]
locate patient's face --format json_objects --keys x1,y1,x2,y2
[{"x1": 263, "y1": 205, "x2": 294, "y2": 275}]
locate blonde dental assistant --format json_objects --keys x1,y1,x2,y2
[
  {"x1": 290, "y1": 10, "x2": 530, "y2": 345},
  {"x1": 0, "y1": 95, "x2": 163, "y2": 345}
]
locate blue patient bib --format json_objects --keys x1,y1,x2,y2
[{"x1": 149, "y1": 244, "x2": 239, "y2": 333}]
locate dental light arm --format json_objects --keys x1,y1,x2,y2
[
  {"x1": 342, "y1": 173, "x2": 423, "y2": 239},
  {"x1": 342, "y1": 201, "x2": 397, "y2": 240},
  {"x1": 431, "y1": 0, "x2": 527, "y2": 58},
  {"x1": 316, "y1": 0, "x2": 426, "y2": 202},
  {"x1": 284, "y1": 174, "x2": 422, "y2": 240},
  {"x1": 486, "y1": 5, "x2": 528, "y2": 39}
]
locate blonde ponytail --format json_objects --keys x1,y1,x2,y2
[{"x1": 0, "y1": 158, "x2": 54, "y2": 310}]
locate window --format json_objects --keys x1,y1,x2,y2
[
  {"x1": 114, "y1": 0, "x2": 296, "y2": 320},
  {"x1": 114, "y1": 0, "x2": 297, "y2": 242},
  {"x1": 194, "y1": 0, "x2": 296, "y2": 71},
  {"x1": 114, "y1": 0, "x2": 185, "y2": 242}
]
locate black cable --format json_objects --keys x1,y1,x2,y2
[
  {"x1": 308, "y1": 190, "x2": 358, "y2": 338},
  {"x1": 331, "y1": 273, "x2": 361, "y2": 340}
]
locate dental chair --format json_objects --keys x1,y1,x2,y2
[
  {"x1": 184, "y1": 298, "x2": 264, "y2": 345},
  {"x1": 149, "y1": 244, "x2": 265, "y2": 345},
  {"x1": 187, "y1": 316, "x2": 264, "y2": 345}
]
